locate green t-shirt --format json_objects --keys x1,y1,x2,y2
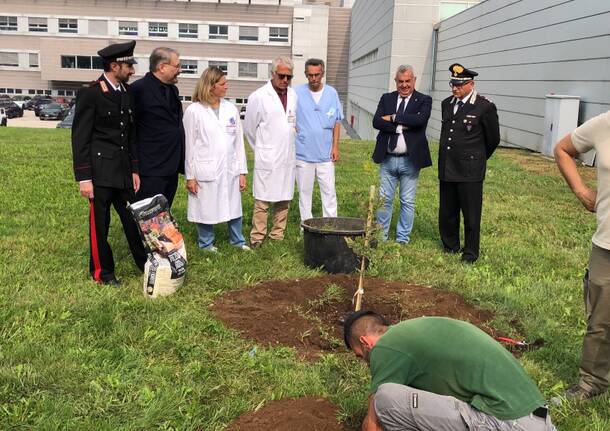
[{"x1": 369, "y1": 317, "x2": 544, "y2": 420}]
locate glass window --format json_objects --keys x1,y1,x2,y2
[
  {"x1": 36, "y1": 89, "x2": 44, "y2": 95},
  {"x1": 45, "y1": 90, "x2": 51, "y2": 95},
  {"x1": 178, "y1": 23, "x2": 198, "y2": 39},
  {"x1": 6, "y1": 88, "x2": 14, "y2": 94},
  {"x1": 119, "y1": 21, "x2": 138, "y2": 36},
  {"x1": 181, "y1": 59, "x2": 197, "y2": 75},
  {"x1": 58, "y1": 90, "x2": 65, "y2": 96},
  {"x1": 239, "y1": 26, "x2": 258, "y2": 41},
  {"x1": 238, "y1": 62, "x2": 257, "y2": 78},
  {"x1": 28, "y1": 89, "x2": 36, "y2": 95},
  {"x1": 208, "y1": 61, "x2": 228, "y2": 73},
  {"x1": 0, "y1": 52, "x2": 19, "y2": 66},
  {"x1": 15, "y1": 89, "x2": 22, "y2": 94},
  {"x1": 29, "y1": 53, "x2": 38, "y2": 68},
  {"x1": 0, "y1": 16, "x2": 18, "y2": 31},
  {"x1": 88, "y1": 20, "x2": 107, "y2": 36},
  {"x1": 61, "y1": 55, "x2": 76, "y2": 68},
  {"x1": 77, "y1": 56, "x2": 91, "y2": 69},
  {"x1": 29, "y1": 17, "x2": 48, "y2": 33},
  {"x1": 92, "y1": 56, "x2": 104, "y2": 70},
  {"x1": 209, "y1": 25, "x2": 228, "y2": 40},
  {"x1": 59, "y1": 18, "x2": 78, "y2": 33},
  {"x1": 269, "y1": 27, "x2": 288, "y2": 42},
  {"x1": 184, "y1": 95, "x2": 191, "y2": 101},
  {"x1": 66, "y1": 90, "x2": 74, "y2": 96},
  {"x1": 149, "y1": 22, "x2": 168, "y2": 37}
]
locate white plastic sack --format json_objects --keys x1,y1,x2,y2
[{"x1": 128, "y1": 194, "x2": 187, "y2": 298}]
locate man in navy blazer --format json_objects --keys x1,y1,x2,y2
[
  {"x1": 131, "y1": 47, "x2": 185, "y2": 207},
  {"x1": 372, "y1": 65, "x2": 432, "y2": 244}
]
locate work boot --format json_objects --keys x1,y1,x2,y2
[{"x1": 550, "y1": 386, "x2": 607, "y2": 405}]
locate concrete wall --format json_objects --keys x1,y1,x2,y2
[
  {"x1": 425, "y1": 0, "x2": 610, "y2": 152},
  {"x1": 326, "y1": 7, "x2": 351, "y2": 108},
  {"x1": 291, "y1": 5, "x2": 330, "y2": 87},
  {"x1": 347, "y1": 0, "x2": 395, "y2": 139}
]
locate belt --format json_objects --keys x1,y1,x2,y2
[
  {"x1": 386, "y1": 152, "x2": 407, "y2": 157},
  {"x1": 532, "y1": 406, "x2": 547, "y2": 419}
]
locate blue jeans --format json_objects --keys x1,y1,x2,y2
[
  {"x1": 376, "y1": 155, "x2": 420, "y2": 243},
  {"x1": 196, "y1": 217, "x2": 246, "y2": 249}
]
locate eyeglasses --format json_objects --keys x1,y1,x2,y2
[
  {"x1": 165, "y1": 62, "x2": 181, "y2": 69},
  {"x1": 276, "y1": 73, "x2": 293, "y2": 81}
]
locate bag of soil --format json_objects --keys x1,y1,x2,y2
[{"x1": 128, "y1": 194, "x2": 187, "y2": 298}]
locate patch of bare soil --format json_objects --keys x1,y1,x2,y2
[
  {"x1": 225, "y1": 397, "x2": 349, "y2": 431},
  {"x1": 210, "y1": 275, "x2": 509, "y2": 361}
]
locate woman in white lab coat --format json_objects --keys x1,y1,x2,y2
[{"x1": 183, "y1": 67, "x2": 249, "y2": 252}]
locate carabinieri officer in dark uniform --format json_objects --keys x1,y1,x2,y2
[
  {"x1": 438, "y1": 63, "x2": 500, "y2": 264},
  {"x1": 71, "y1": 40, "x2": 146, "y2": 285}
]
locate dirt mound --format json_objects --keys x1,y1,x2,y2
[
  {"x1": 210, "y1": 275, "x2": 505, "y2": 361},
  {"x1": 225, "y1": 397, "x2": 348, "y2": 431}
]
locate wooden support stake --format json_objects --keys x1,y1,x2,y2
[{"x1": 354, "y1": 185, "x2": 375, "y2": 311}]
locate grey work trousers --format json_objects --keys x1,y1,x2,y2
[
  {"x1": 579, "y1": 244, "x2": 610, "y2": 394},
  {"x1": 374, "y1": 383, "x2": 556, "y2": 431}
]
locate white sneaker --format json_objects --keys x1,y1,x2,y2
[
  {"x1": 239, "y1": 245, "x2": 252, "y2": 251},
  {"x1": 204, "y1": 245, "x2": 219, "y2": 253}
]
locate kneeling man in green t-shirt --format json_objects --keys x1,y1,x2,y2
[{"x1": 343, "y1": 311, "x2": 556, "y2": 431}]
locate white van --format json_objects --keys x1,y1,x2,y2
[{"x1": 0, "y1": 107, "x2": 7, "y2": 126}]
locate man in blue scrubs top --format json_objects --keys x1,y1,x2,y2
[{"x1": 295, "y1": 58, "x2": 344, "y2": 224}]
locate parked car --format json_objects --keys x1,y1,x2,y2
[
  {"x1": 24, "y1": 96, "x2": 44, "y2": 110},
  {"x1": 33, "y1": 98, "x2": 54, "y2": 117},
  {"x1": 0, "y1": 100, "x2": 23, "y2": 118},
  {"x1": 11, "y1": 95, "x2": 31, "y2": 109},
  {"x1": 40, "y1": 103, "x2": 69, "y2": 121},
  {"x1": 0, "y1": 107, "x2": 7, "y2": 126},
  {"x1": 56, "y1": 105, "x2": 75, "y2": 129}
]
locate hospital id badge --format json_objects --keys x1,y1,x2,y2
[
  {"x1": 226, "y1": 125, "x2": 237, "y2": 135},
  {"x1": 287, "y1": 115, "x2": 296, "y2": 124}
]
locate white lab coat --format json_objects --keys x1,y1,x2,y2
[
  {"x1": 183, "y1": 100, "x2": 248, "y2": 224},
  {"x1": 244, "y1": 81, "x2": 297, "y2": 202}
]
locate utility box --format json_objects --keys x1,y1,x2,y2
[{"x1": 542, "y1": 94, "x2": 580, "y2": 157}]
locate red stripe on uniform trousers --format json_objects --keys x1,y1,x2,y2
[{"x1": 89, "y1": 200, "x2": 102, "y2": 282}]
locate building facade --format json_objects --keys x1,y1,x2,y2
[
  {"x1": 0, "y1": 0, "x2": 349, "y2": 109},
  {"x1": 422, "y1": 0, "x2": 610, "y2": 157},
  {"x1": 347, "y1": 0, "x2": 479, "y2": 139}
]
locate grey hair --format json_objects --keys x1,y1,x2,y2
[
  {"x1": 395, "y1": 64, "x2": 415, "y2": 77},
  {"x1": 271, "y1": 56, "x2": 294, "y2": 73},
  {"x1": 149, "y1": 47, "x2": 179, "y2": 72},
  {"x1": 305, "y1": 58, "x2": 325, "y2": 72}
]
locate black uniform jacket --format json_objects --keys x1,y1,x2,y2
[
  {"x1": 438, "y1": 90, "x2": 500, "y2": 182},
  {"x1": 130, "y1": 72, "x2": 185, "y2": 177},
  {"x1": 71, "y1": 75, "x2": 138, "y2": 189},
  {"x1": 372, "y1": 90, "x2": 433, "y2": 171}
]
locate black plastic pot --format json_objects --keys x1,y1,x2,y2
[{"x1": 302, "y1": 217, "x2": 366, "y2": 274}]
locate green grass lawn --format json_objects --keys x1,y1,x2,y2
[{"x1": 0, "y1": 128, "x2": 608, "y2": 430}]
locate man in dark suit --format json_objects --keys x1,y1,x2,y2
[
  {"x1": 438, "y1": 63, "x2": 500, "y2": 263},
  {"x1": 131, "y1": 47, "x2": 185, "y2": 207},
  {"x1": 71, "y1": 40, "x2": 146, "y2": 285},
  {"x1": 372, "y1": 65, "x2": 432, "y2": 244}
]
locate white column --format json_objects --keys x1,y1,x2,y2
[
  {"x1": 168, "y1": 22, "x2": 179, "y2": 39},
  {"x1": 199, "y1": 24, "x2": 209, "y2": 41},
  {"x1": 228, "y1": 25, "x2": 238, "y2": 42},
  {"x1": 108, "y1": 20, "x2": 119, "y2": 36},
  {"x1": 77, "y1": 19, "x2": 88, "y2": 35}
]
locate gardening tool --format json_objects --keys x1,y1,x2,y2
[
  {"x1": 353, "y1": 185, "x2": 376, "y2": 312},
  {"x1": 495, "y1": 336, "x2": 545, "y2": 352}
]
